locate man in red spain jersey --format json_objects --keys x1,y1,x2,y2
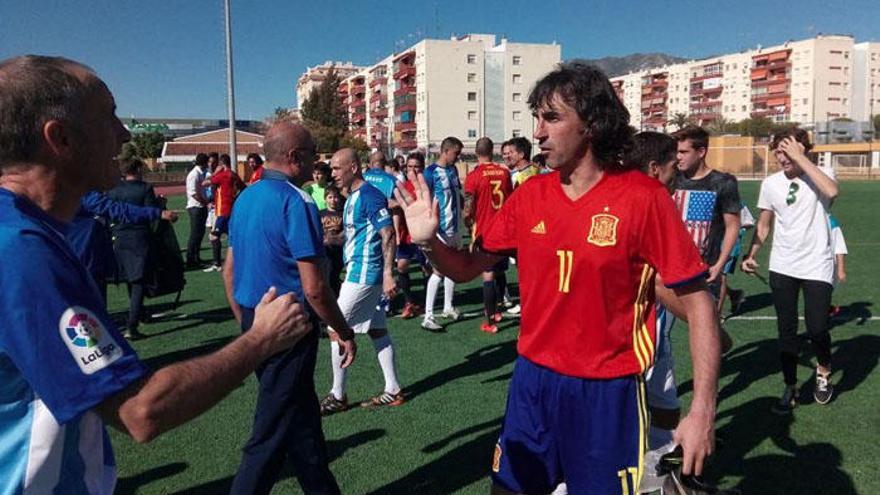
[
  {"x1": 203, "y1": 153, "x2": 245, "y2": 272},
  {"x1": 395, "y1": 62, "x2": 720, "y2": 495},
  {"x1": 393, "y1": 152, "x2": 432, "y2": 319},
  {"x1": 464, "y1": 137, "x2": 513, "y2": 333},
  {"x1": 247, "y1": 152, "x2": 264, "y2": 184}
]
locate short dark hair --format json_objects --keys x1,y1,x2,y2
[
  {"x1": 315, "y1": 161, "x2": 331, "y2": 176},
  {"x1": 475, "y1": 137, "x2": 493, "y2": 157},
  {"x1": 531, "y1": 153, "x2": 546, "y2": 166},
  {"x1": 440, "y1": 136, "x2": 463, "y2": 153},
  {"x1": 324, "y1": 185, "x2": 341, "y2": 198},
  {"x1": 770, "y1": 127, "x2": 813, "y2": 153},
  {"x1": 625, "y1": 132, "x2": 678, "y2": 172},
  {"x1": 508, "y1": 137, "x2": 532, "y2": 159},
  {"x1": 406, "y1": 151, "x2": 425, "y2": 168},
  {"x1": 120, "y1": 158, "x2": 146, "y2": 177},
  {"x1": 220, "y1": 153, "x2": 232, "y2": 167},
  {"x1": 528, "y1": 61, "x2": 633, "y2": 167},
  {"x1": 208, "y1": 152, "x2": 219, "y2": 161},
  {"x1": 195, "y1": 153, "x2": 209, "y2": 167},
  {"x1": 671, "y1": 125, "x2": 709, "y2": 150},
  {"x1": 0, "y1": 55, "x2": 98, "y2": 168},
  {"x1": 246, "y1": 152, "x2": 263, "y2": 165}
]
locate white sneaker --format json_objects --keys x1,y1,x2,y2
[
  {"x1": 506, "y1": 304, "x2": 521, "y2": 315},
  {"x1": 440, "y1": 308, "x2": 461, "y2": 321},
  {"x1": 202, "y1": 264, "x2": 222, "y2": 272},
  {"x1": 639, "y1": 442, "x2": 676, "y2": 493},
  {"x1": 421, "y1": 315, "x2": 443, "y2": 331}
]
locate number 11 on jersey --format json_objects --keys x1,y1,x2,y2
[{"x1": 556, "y1": 250, "x2": 573, "y2": 293}]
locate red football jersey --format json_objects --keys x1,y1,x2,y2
[
  {"x1": 248, "y1": 165, "x2": 264, "y2": 184},
  {"x1": 210, "y1": 168, "x2": 240, "y2": 217},
  {"x1": 464, "y1": 162, "x2": 514, "y2": 240},
  {"x1": 396, "y1": 180, "x2": 417, "y2": 244},
  {"x1": 480, "y1": 170, "x2": 707, "y2": 379}
]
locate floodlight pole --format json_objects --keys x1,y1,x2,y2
[{"x1": 224, "y1": 0, "x2": 237, "y2": 165}]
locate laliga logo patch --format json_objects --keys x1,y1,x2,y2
[
  {"x1": 587, "y1": 209, "x2": 619, "y2": 247},
  {"x1": 59, "y1": 306, "x2": 123, "y2": 375}
]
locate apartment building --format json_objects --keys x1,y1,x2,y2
[
  {"x1": 612, "y1": 35, "x2": 878, "y2": 131},
  {"x1": 325, "y1": 34, "x2": 560, "y2": 154},
  {"x1": 295, "y1": 61, "x2": 364, "y2": 109}
]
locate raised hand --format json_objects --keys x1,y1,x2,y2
[{"x1": 393, "y1": 172, "x2": 439, "y2": 245}]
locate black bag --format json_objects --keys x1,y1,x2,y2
[{"x1": 144, "y1": 219, "x2": 186, "y2": 299}]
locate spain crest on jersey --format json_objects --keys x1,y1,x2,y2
[{"x1": 587, "y1": 213, "x2": 619, "y2": 247}]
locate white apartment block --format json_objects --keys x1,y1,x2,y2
[
  {"x1": 611, "y1": 35, "x2": 879, "y2": 131},
  {"x1": 295, "y1": 61, "x2": 364, "y2": 110},
  {"x1": 329, "y1": 34, "x2": 560, "y2": 154},
  {"x1": 852, "y1": 42, "x2": 880, "y2": 122}
]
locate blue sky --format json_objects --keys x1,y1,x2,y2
[{"x1": 2, "y1": 0, "x2": 877, "y2": 120}]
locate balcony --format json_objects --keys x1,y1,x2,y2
[
  {"x1": 394, "y1": 85, "x2": 416, "y2": 98},
  {"x1": 350, "y1": 98, "x2": 366, "y2": 108},
  {"x1": 394, "y1": 65, "x2": 415, "y2": 80},
  {"x1": 351, "y1": 85, "x2": 366, "y2": 97},
  {"x1": 351, "y1": 112, "x2": 366, "y2": 123},
  {"x1": 751, "y1": 76, "x2": 790, "y2": 87},
  {"x1": 371, "y1": 107, "x2": 388, "y2": 119},
  {"x1": 395, "y1": 121, "x2": 417, "y2": 132},
  {"x1": 395, "y1": 102, "x2": 416, "y2": 114},
  {"x1": 370, "y1": 76, "x2": 387, "y2": 88},
  {"x1": 690, "y1": 100, "x2": 722, "y2": 110},
  {"x1": 370, "y1": 92, "x2": 383, "y2": 103}
]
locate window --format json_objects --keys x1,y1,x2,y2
[
  {"x1": 512, "y1": 55, "x2": 522, "y2": 65},
  {"x1": 467, "y1": 73, "x2": 477, "y2": 82},
  {"x1": 512, "y1": 129, "x2": 522, "y2": 137},
  {"x1": 468, "y1": 129, "x2": 477, "y2": 138},
  {"x1": 741, "y1": 105, "x2": 747, "y2": 112},
  {"x1": 512, "y1": 92, "x2": 522, "y2": 102},
  {"x1": 467, "y1": 54, "x2": 476, "y2": 64},
  {"x1": 513, "y1": 74, "x2": 522, "y2": 84},
  {"x1": 468, "y1": 92, "x2": 477, "y2": 101},
  {"x1": 468, "y1": 111, "x2": 477, "y2": 120},
  {"x1": 513, "y1": 111, "x2": 522, "y2": 121}
]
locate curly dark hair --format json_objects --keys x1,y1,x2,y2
[
  {"x1": 528, "y1": 61, "x2": 633, "y2": 168},
  {"x1": 770, "y1": 127, "x2": 813, "y2": 153}
]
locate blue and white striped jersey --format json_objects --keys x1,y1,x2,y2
[
  {"x1": 424, "y1": 164, "x2": 462, "y2": 237},
  {"x1": 363, "y1": 168, "x2": 398, "y2": 201},
  {"x1": 343, "y1": 182, "x2": 393, "y2": 285},
  {"x1": 0, "y1": 189, "x2": 148, "y2": 495}
]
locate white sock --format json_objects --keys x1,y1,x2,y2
[
  {"x1": 648, "y1": 426, "x2": 674, "y2": 451},
  {"x1": 330, "y1": 340, "x2": 348, "y2": 400},
  {"x1": 443, "y1": 277, "x2": 455, "y2": 312},
  {"x1": 372, "y1": 335, "x2": 401, "y2": 394},
  {"x1": 425, "y1": 273, "x2": 442, "y2": 317}
]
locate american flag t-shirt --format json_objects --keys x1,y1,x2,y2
[{"x1": 672, "y1": 189, "x2": 718, "y2": 256}]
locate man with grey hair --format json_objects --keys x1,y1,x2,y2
[
  {"x1": 0, "y1": 55, "x2": 309, "y2": 494},
  {"x1": 222, "y1": 121, "x2": 357, "y2": 494}
]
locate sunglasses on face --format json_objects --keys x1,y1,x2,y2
[{"x1": 786, "y1": 181, "x2": 800, "y2": 206}]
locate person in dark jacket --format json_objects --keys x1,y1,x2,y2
[
  {"x1": 68, "y1": 190, "x2": 178, "y2": 305},
  {"x1": 106, "y1": 159, "x2": 162, "y2": 339}
]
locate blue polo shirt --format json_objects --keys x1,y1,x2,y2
[
  {"x1": 363, "y1": 168, "x2": 398, "y2": 200},
  {"x1": 229, "y1": 169, "x2": 325, "y2": 309},
  {"x1": 0, "y1": 188, "x2": 148, "y2": 494}
]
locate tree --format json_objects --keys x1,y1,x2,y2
[
  {"x1": 735, "y1": 117, "x2": 775, "y2": 137},
  {"x1": 300, "y1": 68, "x2": 349, "y2": 152},
  {"x1": 667, "y1": 112, "x2": 695, "y2": 131},
  {"x1": 706, "y1": 116, "x2": 738, "y2": 134},
  {"x1": 120, "y1": 131, "x2": 165, "y2": 159}
]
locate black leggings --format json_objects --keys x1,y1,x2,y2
[
  {"x1": 769, "y1": 271, "x2": 833, "y2": 385},
  {"x1": 126, "y1": 280, "x2": 145, "y2": 331}
]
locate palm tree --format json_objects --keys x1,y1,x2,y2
[{"x1": 667, "y1": 113, "x2": 695, "y2": 131}]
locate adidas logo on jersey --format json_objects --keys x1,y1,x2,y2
[{"x1": 531, "y1": 221, "x2": 546, "y2": 234}]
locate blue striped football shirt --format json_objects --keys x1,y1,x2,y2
[
  {"x1": 424, "y1": 164, "x2": 462, "y2": 238},
  {"x1": 343, "y1": 182, "x2": 393, "y2": 285}
]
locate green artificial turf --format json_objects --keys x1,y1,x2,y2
[{"x1": 109, "y1": 180, "x2": 879, "y2": 494}]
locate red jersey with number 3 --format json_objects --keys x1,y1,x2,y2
[
  {"x1": 464, "y1": 163, "x2": 513, "y2": 240},
  {"x1": 479, "y1": 169, "x2": 707, "y2": 379}
]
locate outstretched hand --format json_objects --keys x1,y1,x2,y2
[{"x1": 393, "y1": 172, "x2": 439, "y2": 245}]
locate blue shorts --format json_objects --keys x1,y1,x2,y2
[
  {"x1": 212, "y1": 215, "x2": 230, "y2": 235},
  {"x1": 492, "y1": 357, "x2": 647, "y2": 495},
  {"x1": 723, "y1": 255, "x2": 738, "y2": 275},
  {"x1": 487, "y1": 258, "x2": 509, "y2": 273},
  {"x1": 396, "y1": 243, "x2": 426, "y2": 265}
]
